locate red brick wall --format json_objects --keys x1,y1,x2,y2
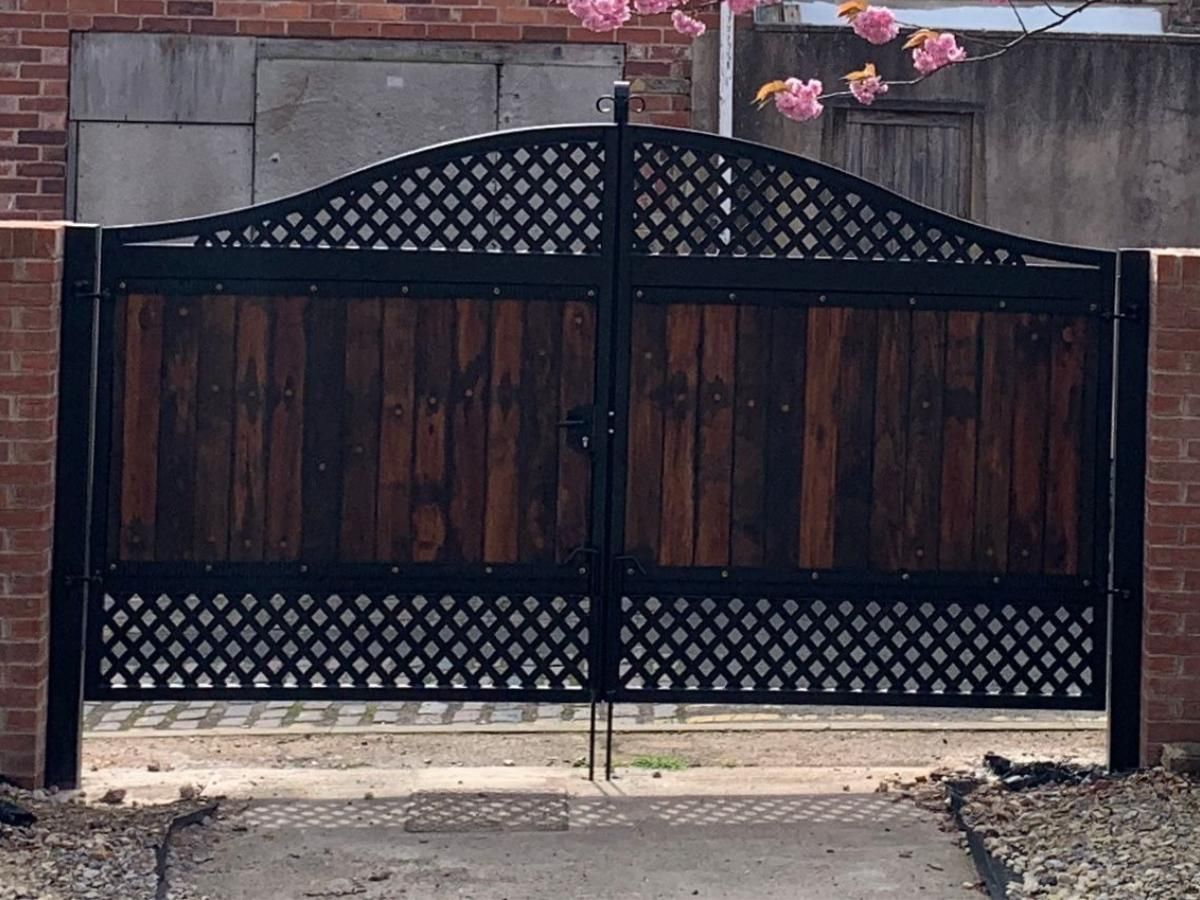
[
  {"x1": 1142, "y1": 250, "x2": 1200, "y2": 764},
  {"x1": 0, "y1": 0, "x2": 705, "y2": 221},
  {"x1": 0, "y1": 221, "x2": 61, "y2": 789}
]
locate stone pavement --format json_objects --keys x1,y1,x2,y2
[{"x1": 83, "y1": 699, "x2": 1105, "y2": 734}]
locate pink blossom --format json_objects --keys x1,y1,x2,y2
[
  {"x1": 727, "y1": 0, "x2": 767, "y2": 13},
  {"x1": 634, "y1": 0, "x2": 676, "y2": 14},
  {"x1": 773, "y1": 78, "x2": 823, "y2": 122},
  {"x1": 567, "y1": 0, "x2": 632, "y2": 32},
  {"x1": 851, "y1": 7, "x2": 899, "y2": 45},
  {"x1": 671, "y1": 9, "x2": 707, "y2": 36},
  {"x1": 849, "y1": 75, "x2": 888, "y2": 106},
  {"x1": 912, "y1": 32, "x2": 966, "y2": 74}
]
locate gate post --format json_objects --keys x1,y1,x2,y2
[
  {"x1": 1109, "y1": 249, "x2": 1149, "y2": 771},
  {"x1": 43, "y1": 224, "x2": 101, "y2": 789}
]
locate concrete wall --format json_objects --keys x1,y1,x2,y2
[
  {"x1": 704, "y1": 26, "x2": 1200, "y2": 249},
  {"x1": 68, "y1": 34, "x2": 625, "y2": 224}
]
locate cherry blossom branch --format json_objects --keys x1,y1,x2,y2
[
  {"x1": 1006, "y1": 0, "x2": 1030, "y2": 35},
  {"x1": 816, "y1": 0, "x2": 1102, "y2": 102}
]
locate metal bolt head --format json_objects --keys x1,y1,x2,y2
[
  {"x1": 309, "y1": 284, "x2": 318, "y2": 294},
  {"x1": 215, "y1": 283, "x2": 224, "y2": 292}
]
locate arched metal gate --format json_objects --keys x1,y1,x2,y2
[{"x1": 47, "y1": 84, "x2": 1147, "y2": 784}]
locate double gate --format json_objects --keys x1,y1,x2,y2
[{"x1": 48, "y1": 84, "x2": 1147, "y2": 782}]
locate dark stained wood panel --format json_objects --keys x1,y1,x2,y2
[
  {"x1": 624, "y1": 304, "x2": 667, "y2": 563},
  {"x1": 974, "y1": 314, "x2": 1016, "y2": 571},
  {"x1": 556, "y1": 301, "x2": 595, "y2": 563},
  {"x1": 119, "y1": 293, "x2": 164, "y2": 560},
  {"x1": 154, "y1": 296, "x2": 199, "y2": 560},
  {"x1": 376, "y1": 299, "x2": 417, "y2": 562},
  {"x1": 192, "y1": 295, "x2": 236, "y2": 560},
  {"x1": 299, "y1": 300, "x2": 346, "y2": 562},
  {"x1": 1044, "y1": 316, "x2": 1086, "y2": 575},
  {"x1": 730, "y1": 305, "x2": 770, "y2": 567},
  {"x1": 695, "y1": 305, "x2": 736, "y2": 566},
  {"x1": 230, "y1": 299, "x2": 269, "y2": 561},
  {"x1": 903, "y1": 311, "x2": 946, "y2": 570},
  {"x1": 339, "y1": 297, "x2": 382, "y2": 561},
  {"x1": 411, "y1": 300, "x2": 453, "y2": 563},
  {"x1": 264, "y1": 296, "x2": 306, "y2": 561},
  {"x1": 799, "y1": 307, "x2": 845, "y2": 568},
  {"x1": 763, "y1": 306, "x2": 806, "y2": 568},
  {"x1": 869, "y1": 310, "x2": 910, "y2": 571},
  {"x1": 483, "y1": 300, "x2": 523, "y2": 563},
  {"x1": 447, "y1": 299, "x2": 491, "y2": 563},
  {"x1": 939, "y1": 311, "x2": 981, "y2": 568},
  {"x1": 832, "y1": 308, "x2": 878, "y2": 568},
  {"x1": 1008, "y1": 313, "x2": 1052, "y2": 574},
  {"x1": 659, "y1": 304, "x2": 701, "y2": 566},
  {"x1": 518, "y1": 301, "x2": 563, "y2": 564}
]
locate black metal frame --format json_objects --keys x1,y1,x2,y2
[{"x1": 45, "y1": 82, "x2": 1142, "y2": 788}]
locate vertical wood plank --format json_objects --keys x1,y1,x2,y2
[
  {"x1": 763, "y1": 306, "x2": 806, "y2": 568},
  {"x1": 518, "y1": 301, "x2": 563, "y2": 564},
  {"x1": 300, "y1": 300, "x2": 346, "y2": 562},
  {"x1": 1045, "y1": 316, "x2": 1086, "y2": 575},
  {"x1": 154, "y1": 296, "x2": 199, "y2": 560},
  {"x1": 264, "y1": 296, "x2": 306, "y2": 561},
  {"x1": 192, "y1": 295, "x2": 236, "y2": 561},
  {"x1": 624, "y1": 304, "x2": 666, "y2": 563},
  {"x1": 412, "y1": 300, "x2": 454, "y2": 562},
  {"x1": 695, "y1": 305, "x2": 736, "y2": 566},
  {"x1": 974, "y1": 314, "x2": 1017, "y2": 571},
  {"x1": 1009, "y1": 313, "x2": 1052, "y2": 574},
  {"x1": 731, "y1": 305, "x2": 770, "y2": 567},
  {"x1": 903, "y1": 311, "x2": 946, "y2": 569},
  {"x1": 799, "y1": 307, "x2": 845, "y2": 568},
  {"x1": 869, "y1": 310, "x2": 910, "y2": 570},
  {"x1": 119, "y1": 294, "x2": 163, "y2": 560},
  {"x1": 377, "y1": 299, "x2": 417, "y2": 561},
  {"x1": 556, "y1": 301, "x2": 595, "y2": 562},
  {"x1": 659, "y1": 304, "x2": 701, "y2": 566},
  {"x1": 939, "y1": 311, "x2": 981, "y2": 568},
  {"x1": 483, "y1": 300, "x2": 523, "y2": 563},
  {"x1": 230, "y1": 299, "x2": 270, "y2": 562},
  {"x1": 339, "y1": 297, "x2": 382, "y2": 561},
  {"x1": 447, "y1": 298, "x2": 491, "y2": 563},
  {"x1": 832, "y1": 308, "x2": 878, "y2": 568}
]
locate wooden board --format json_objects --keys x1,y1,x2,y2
[
  {"x1": 230, "y1": 298, "x2": 270, "y2": 561},
  {"x1": 1008, "y1": 313, "x2": 1051, "y2": 574},
  {"x1": 974, "y1": 314, "x2": 1016, "y2": 571},
  {"x1": 1044, "y1": 316, "x2": 1086, "y2": 575},
  {"x1": 556, "y1": 301, "x2": 595, "y2": 563},
  {"x1": 447, "y1": 299, "x2": 491, "y2": 563},
  {"x1": 903, "y1": 311, "x2": 946, "y2": 570},
  {"x1": 119, "y1": 294, "x2": 164, "y2": 560},
  {"x1": 832, "y1": 308, "x2": 878, "y2": 568},
  {"x1": 411, "y1": 300, "x2": 454, "y2": 562},
  {"x1": 624, "y1": 304, "x2": 667, "y2": 563},
  {"x1": 299, "y1": 299, "x2": 346, "y2": 561},
  {"x1": 658, "y1": 304, "x2": 701, "y2": 566},
  {"x1": 154, "y1": 295, "x2": 199, "y2": 560},
  {"x1": 799, "y1": 307, "x2": 845, "y2": 568},
  {"x1": 339, "y1": 297, "x2": 382, "y2": 561},
  {"x1": 192, "y1": 295, "x2": 236, "y2": 560},
  {"x1": 869, "y1": 310, "x2": 911, "y2": 571},
  {"x1": 730, "y1": 305, "x2": 770, "y2": 567},
  {"x1": 518, "y1": 301, "x2": 563, "y2": 564},
  {"x1": 483, "y1": 300, "x2": 523, "y2": 564},
  {"x1": 264, "y1": 296, "x2": 306, "y2": 561},
  {"x1": 763, "y1": 306, "x2": 807, "y2": 568},
  {"x1": 376, "y1": 298, "x2": 417, "y2": 562},
  {"x1": 939, "y1": 311, "x2": 981, "y2": 568},
  {"x1": 695, "y1": 305, "x2": 736, "y2": 566}
]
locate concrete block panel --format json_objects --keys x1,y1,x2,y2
[
  {"x1": 75, "y1": 123, "x2": 253, "y2": 225},
  {"x1": 254, "y1": 59, "x2": 497, "y2": 202},
  {"x1": 499, "y1": 63, "x2": 623, "y2": 129},
  {"x1": 70, "y1": 33, "x2": 257, "y2": 124},
  {"x1": 258, "y1": 38, "x2": 622, "y2": 69}
]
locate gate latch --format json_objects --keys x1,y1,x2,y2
[{"x1": 558, "y1": 405, "x2": 593, "y2": 453}]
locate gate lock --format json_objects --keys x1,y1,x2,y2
[{"x1": 558, "y1": 405, "x2": 594, "y2": 453}]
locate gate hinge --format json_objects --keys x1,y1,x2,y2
[
  {"x1": 63, "y1": 573, "x2": 103, "y2": 587},
  {"x1": 72, "y1": 281, "x2": 111, "y2": 302},
  {"x1": 1099, "y1": 304, "x2": 1140, "y2": 322},
  {"x1": 1104, "y1": 587, "x2": 1133, "y2": 601}
]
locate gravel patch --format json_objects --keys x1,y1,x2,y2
[
  {"x1": 0, "y1": 785, "x2": 209, "y2": 900},
  {"x1": 959, "y1": 769, "x2": 1200, "y2": 899}
]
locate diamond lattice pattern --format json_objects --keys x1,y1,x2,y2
[
  {"x1": 95, "y1": 590, "x2": 591, "y2": 691},
  {"x1": 619, "y1": 593, "x2": 1100, "y2": 700}
]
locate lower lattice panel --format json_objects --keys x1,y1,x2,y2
[
  {"x1": 618, "y1": 593, "x2": 1104, "y2": 703},
  {"x1": 91, "y1": 589, "x2": 592, "y2": 692}
]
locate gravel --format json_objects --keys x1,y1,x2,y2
[
  {"x1": 959, "y1": 769, "x2": 1200, "y2": 899},
  {"x1": 0, "y1": 784, "x2": 207, "y2": 900}
]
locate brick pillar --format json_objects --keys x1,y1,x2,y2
[
  {"x1": 0, "y1": 221, "x2": 62, "y2": 789},
  {"x1": 1142, "y1": 250, "x2": 1200, "y2": 764}
]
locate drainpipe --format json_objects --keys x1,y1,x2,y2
[{"x1": 718, "y1": 1, "x2": 735, "y2": 137}]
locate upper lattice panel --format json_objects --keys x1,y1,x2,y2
[
  {"x1": 630, "y1": 130, "x2": 1100, "y2": 267},
  {"x1": 114, "y1": 129, "x2": 608, "y2": 255}
]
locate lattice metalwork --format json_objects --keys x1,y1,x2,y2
[
  {"x1": 632, "y1": 138, "x2": 1039, "y2": 264},
  {"x1": 92, "y1": 588, "x2": 591, "y2": 692},
  {"x1": 119, "y1": 136, "x2": 607, "y2": 254},
  {"x1": 618, "y1": 593, "x2": 1103, "y2": 702}
]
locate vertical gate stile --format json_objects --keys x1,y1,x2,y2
[
  {"x1": 45, "y1": 224, "x2": 102, "y2": 789},
  {"x1": 1109, "y1": 250, "x2": 1149, "y2": 771}
]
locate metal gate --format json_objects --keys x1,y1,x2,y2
[{"x1": 49, "y1": 84, "x2": 1146, "y2": 784}]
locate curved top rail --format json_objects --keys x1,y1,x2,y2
[
  {"x1": 109, "y1": 124, "x2": 613, "y2": 256},
  {"x1": 628, "y1": 125, "x2": 1109, "y2": 269}
]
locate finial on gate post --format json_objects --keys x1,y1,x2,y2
[{"x1": 612, "y1": 80, "x2": 630, "y2": 125}]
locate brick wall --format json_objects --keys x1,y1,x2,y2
[
  {"x1": 1142, "y1": 250, "x2": 1200, "y2": 764},
  {"x1": 0, "y1": 0, "x2": 707, "y2": 220},
  {"x1": 0, "y1": 221, "x2": 61, "y2": 789}
]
